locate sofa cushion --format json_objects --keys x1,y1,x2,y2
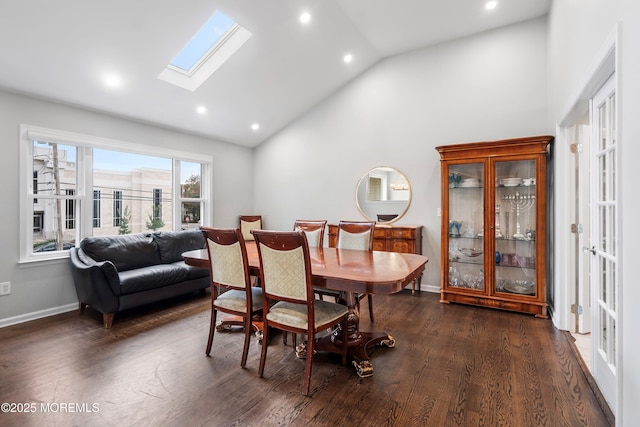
[
  {"x1": 169, "y1": 260, "x2": 210, "y2": 281},
  {"x1": 154, "y1": 229, "x2": 205, "y2": 264},
  {"x1": 80, "y1": 233, "x2": 161, "y2": 272},
  {"x1": 118, "y1": 264, "x2": 191, "y2": 294}
]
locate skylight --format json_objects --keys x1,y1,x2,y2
[
  {"x1": 158, "y1": 10, "x2": 252, "y2": 91},
  {"x1": 170, "y1": 12, "x2": 236, "y2": 72}
]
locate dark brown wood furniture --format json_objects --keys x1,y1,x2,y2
[
  {"x1": 293, "y1": 219, "x2": 327, "y2": 247},
  {"x1": 335, "y1": 220, "x2": 376, "y2": 322},
  {"x1": 239, "y1": 215, "x2": 262, "y2": 241},
  {"x1": 436, "y1": 135, "x2": 553, "y2": 317},
  {"x1": 201, "y1": 227, "x2": 263, "y2": 366},
  {"x1": 183, "y1": 244, "x2": 428, "y2": 378},
  {"x1": 328, "y1": 223, "x2": 424, "y2": 294},
  {"x1": 252, "y1": 230, "x2": 348, "y2": 396}
]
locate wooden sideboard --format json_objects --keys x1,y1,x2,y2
[{"x1": 327, "y1": 224, "x2": 423, "y2": 294}]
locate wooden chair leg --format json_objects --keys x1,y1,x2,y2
[
  {"x1": 302, "y1": 335, "x2": 314, "y2": 396},
  {"x1": 258, "y1": 324, "x2": 270, "y2": 378},
  {"x1": 206, "y1": 307, "x2": 217, "y2": 356},
  {"x1": 240, "y1": 315, "x2": 251, "y2": 368}
]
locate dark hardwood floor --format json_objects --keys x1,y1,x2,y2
[{"x1": 0, "y1": 291, "x2": 612, "y2": 426}]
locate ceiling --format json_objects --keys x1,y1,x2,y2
[{"x1": 0, "y1": 0, "x2": 550, "y2": 148}]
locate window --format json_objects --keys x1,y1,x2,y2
[
  {"x1": 33, "y1": 171, "x2": 38, "y2": 204},
  {"x1": 179, "y1": 161, "x2": 202, "y2": 229},
  {"x1": 19, "y1": 125, "x2": 212, "y2": 261},
  {"x1": 93, "y1": 190, "x2": 101, "y2": 228},
  {"x1": 157, "y1": 10, "x2": 252, "y2": 91},
  {"x1": 65, "y1": 189, "x2": 76, "y2": 229},
  {"x1": 113, "y1": 190, "x2": 122, "y2": 227},
  {"x1": 153, "y1": 189, "x2": 162, "y2": 220}
]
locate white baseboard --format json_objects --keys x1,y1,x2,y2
[
  {"x1": 0, "y1": 303, "x2": 78, "y2": 328},
  {"x1": 421, "y1": 284, "x2": 440, "y2": 293}
]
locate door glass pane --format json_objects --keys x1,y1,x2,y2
[
  {"x1": 447, "y1": 163, "x2": 484, "y2": 291},
  {"x1": 599, "y1": 105, "x2": 607, "y2": 150},
  {"x1": 495, "y1": 159, "x2": 537, "y2": 296},
  {"x1": 599, "y1": 306, "x2": 607, "y2": 351}
]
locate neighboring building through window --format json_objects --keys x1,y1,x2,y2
[
  {"x1": 113, "y1": 190, "x2": 122, "y2": 227},
  {"x1": 93, "y1": 190, "x2": 101, "y2": 228},
  {"x1": 33, "y1": 171, "x2": 38, "y2": 204},
  {"x1": 65, "y1": 189, "x2": 75, "y2": 229},
  {"x1": 153, "y1": 188, "x2": 162, "y2": 220}
]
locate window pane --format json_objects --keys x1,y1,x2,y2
[
  {"x1": 180, "y1": 161, "x2": 202, "y2": 198},
  {"x1": 31, "y1": 198, "x2": 75, "y2": 253},
  {"x1": 32, "y1": 141, "x2": 77, "y2": 195},
  {"x1": 94, "y1": 149, "x2": 172, "y2": 235},
  {"x1": 181, "y1": 201, "x2": 201, "y2": 229}
]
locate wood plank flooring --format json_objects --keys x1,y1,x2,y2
[{"x1": 0, "y1": 291, "x2": 612, "y2": 426}]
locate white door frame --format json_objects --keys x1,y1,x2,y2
[{"x1": 553, "y1": 25, "x2": 621, "y2": 421}]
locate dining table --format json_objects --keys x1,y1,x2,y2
[{"x1": 182, "y1": 243, "x2": 428, "y2": 378}]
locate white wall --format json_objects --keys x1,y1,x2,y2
[
  {"x1": 0, "y1": 90, "x2": 254, "y2": 325},
  {"x1": 254, "y1": 17, "x2": 552, "y2": 291},
  {"x1": 548, "y1": 0, "x2": 638, "y2": 424}
]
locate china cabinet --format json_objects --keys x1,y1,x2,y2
[{"x1": 436, "y1": 136, "x2": 553, "y2": 317}]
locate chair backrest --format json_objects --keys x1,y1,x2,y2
[
  {"x1": 201, "y1": 227, "x2": 251, "y2": 291},
  {"x1": 293, "y1": 220, "x2": 327, "y2": 248},
  {"x1": 336, "y1": 220, "x2": 375, "y2": 251},
  {"x1": 239, "y1": 215, "x2": 262, "y2": 241},
  {"x1": 252, "y1": 230, "x2": 314, "y2": 307}
]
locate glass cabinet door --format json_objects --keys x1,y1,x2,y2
[
  {"x1": 494, "y1": 159, "x2": 537, "y2": 297},
  {"x1": 447, "y1": 162, "x2": 484, "y2": 291}
]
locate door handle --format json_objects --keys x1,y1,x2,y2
[{"x1": 583, "y1": 246, "x2": 596, "y2": 255}]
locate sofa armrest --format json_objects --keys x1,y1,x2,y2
[{"x1": 69, "y1": 248, "x2": 121, "y2": 314}]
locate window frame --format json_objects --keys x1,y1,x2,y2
[{"x1": 19, "y1": 124, "x2": 213, "y2": 263}]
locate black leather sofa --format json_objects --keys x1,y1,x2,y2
[{"x1": 69, "y1": 229, "x2": 209, "y2": 328}]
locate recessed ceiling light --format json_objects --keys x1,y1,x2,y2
[
  {"x1": 300, "y1": 12, "x2": 311, "y2": 24},
  {"x1": 485, "y1": 1, "x2": 498, "y2": 10},
  {"x1": 196, "y1": 106, "x2": 206, "y2": 114},
  {"x1": 251, "y1": 123, "x2": 260, "y2": 131},
  {"x1": 343, "y1": 53, "x2": 353, "y2": 63},
  {"x1": 103, "y1": 74, "x2": 122, "y2": 88}
]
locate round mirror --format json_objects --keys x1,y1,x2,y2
[{"x1": 355, "y1": 167, "x2": 411, "y2": 223}]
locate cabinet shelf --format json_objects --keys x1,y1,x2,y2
[{"x1": 436, "y1": 135, "x2": 553, "y2": 318}]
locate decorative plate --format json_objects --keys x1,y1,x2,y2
[{"x1": 459, "y1": 248, "x2": 483, "y2": 257}]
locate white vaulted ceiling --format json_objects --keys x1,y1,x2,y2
[{"x1": 0, "y1": 0, "x2": 550, "y2": 147}]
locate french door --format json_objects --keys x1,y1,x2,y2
[{"x1": 590, "y1": 75, "x2": 618, "y2": 413}]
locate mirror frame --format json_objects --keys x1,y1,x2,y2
[{"x1": 355, "y1": 166, "x2": 412, "y2": 224}]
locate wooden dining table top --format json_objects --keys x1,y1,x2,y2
[{"x1": 182, "y1": 243, "x2": 428, "y2": 295}]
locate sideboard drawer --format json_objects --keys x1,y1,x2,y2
[{"x1": 391, "y1": 228, "x2": 413, "y2": 238}]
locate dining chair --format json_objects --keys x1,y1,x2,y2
[
  {"x1": 201, "y1": 227, "x2": 263, "y2": 367},
  {"x1": 293, "y1": 219, "x2": 327, "y2": 248},
  {"x1": 336, "y1": 220, "x2": 376, "y2": 322},
  {"x1": 239, "y1": 215, "x2": 262, "y2": 242},
  {"x1": 285, "y1": 220, "x2": 328, "y2": 346},
  {"x1": 252, "y1": 229, "x2": 348, "y2": 396}
]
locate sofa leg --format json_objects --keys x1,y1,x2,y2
[
  {"x1": 79, "y1": 301, "x2": 87, "y2": 314},
  {"x1": 103, "y1": 313, "x2": 115, "y2": 329}
]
